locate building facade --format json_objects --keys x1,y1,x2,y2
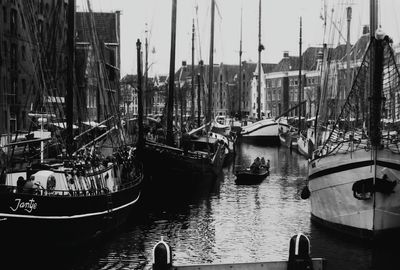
[
  {"x1": 75, "y1": 10, "x2": 121, "y2": 122},
  {"x1": 1, "y1": 0, "x2": 69, "y2": 144}
]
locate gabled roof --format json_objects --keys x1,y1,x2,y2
[
  {"x1": 76, "y1": 12, "x2": 119, "y2": 43},
  {"x1": 272, "y1": 56, "x2": 300, "y2": 72},
  {"x1": 330, "y1": 44, "x2": 347, "y2": 61},
  {"x1": 302, "y1": 47, "x2": 323, "y2": 70},
  {"x1": 346, "y1": 34, "x2": 370, "y2": 61},
  {"x1": 221, "y1": 64, "x2": 240, "y2": 82},
  {"x1": 174, "y1": 64, "x2": 221, "y2": 84}
]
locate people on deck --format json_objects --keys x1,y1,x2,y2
[
  {"x1": 17, "y1": 176, "x2": 26, "y2": 193},
  {"x1": 23, "y1": 176, "x2": 36, "y2": 194}
]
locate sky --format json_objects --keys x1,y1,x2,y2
[{"x1": 78, "y1": 0, "x2": 400, "y2": 77}]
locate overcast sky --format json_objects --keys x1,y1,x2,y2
[{"x1": 78, "y1": 0, "x2": 400, "y2": 77}]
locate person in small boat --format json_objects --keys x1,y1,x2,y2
[
  {"x1": 260, "y1": 157, "x2": 266, "y2": 167},
  {"x1": 250, "y1": 157, "x2": 261, "y2": 172}
]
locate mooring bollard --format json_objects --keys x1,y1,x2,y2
[
  {"x1": 152, "y1": 236, "x2": 172, "y2": 270},
  {"x1": 288, "y1": 233, "x2": 313, "y2": 270}
]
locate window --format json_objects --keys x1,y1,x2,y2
[
  {"x1": 21, "y1": 78, "x2": 26, "y2": 94},
  {"x1": 19, "y1": 11, "x2": 26, "y2": 29},
  {"x1": 3, "y1": 41, "x2": 7, "y2": 60},
  {"x1": 22, "y1": 111, "x2": 26, "y2": 128},
  {"x1": 3, "y1": 6, "x2": 7, "y2": 23},
  {"x1": 21, "y1": 45, "x2": 26, "y2": 60},
  {"x1": 11, "y1": 43, "x2": 17, "y2": 70},
  {"x1": 10, "y1": 8, "x2": 17, "y2": 34}
]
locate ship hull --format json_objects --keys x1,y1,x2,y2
[
  {"x1": 240, "y1": 119, "x2": 289, "y2": 145},
  {"x1": 297, "y1": 136, "x2": 311, "y2": 159},
  {"x1": 308, "y1": 149, "x2": 400, "y2": 240},
  {"x1": 0, "y1": 178, "x2": 142, "y2": 246}
]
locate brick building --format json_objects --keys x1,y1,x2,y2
[
  {"x1": 75, "y1": 11, "x2": 121, "y2": 122},
  {"x1": 1, "y1": 0, "x2": 69, "y2": 144}
]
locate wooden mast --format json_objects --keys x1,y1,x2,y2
[
  {"x1": 297, "y1": 17, "x2": 302, "y2": 134},
  {"x1": 257, "y1": 0, "x2": 262, "y2": 120},
  {"x1": 166, "y1": 0, "x2": 177, "y2": 146},
  {"x1": 207, "y1": 0, "x2": 215, "y2": 125},
  {"x1": 238, "y1": 5, "x2": 243, "y2": 120},
  {"x1": 144, "y1": 24, "x2": 149, "y2": 116},
  {"x1": 66, "y1": 0, "x2": 75, "y2": 155},
  {"x1": 191, "y1": 19, "x2": 195, "y2": 122},
  {"x1": 136, "y1": 40, "x2": 144, "y2": 149}
]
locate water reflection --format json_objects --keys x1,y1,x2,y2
[{"x1": 7, "y1": 142, "x2": 398, "y2": 270}]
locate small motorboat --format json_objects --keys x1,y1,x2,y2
[{"x1": 235, "y1": 165, "x2": 269, "y2": 185}]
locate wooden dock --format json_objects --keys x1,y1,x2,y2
[
  {"x1": 152, "y1": 234, "x2": 326, "y2": 270},
  {"x1": 171, "y1": 259, "x2": 326, "y2": 270}
]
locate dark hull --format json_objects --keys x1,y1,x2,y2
[
  {"x1": 142, "y1": 142, "x2": 225, "y2": 177},
  {"x1": 0, "y1": 180, "x2": 142, "y2": 247},
  {"x1": 311, "y1": 213, "x2": 400, "y2": 241},
  {"x1": 238, "y1": 135, "x2": 280, "y2": 146},
  {"x1": 235, "y1": 168, "x2": 269, "y2": 185},
  {"x1": 141, "y1": 142, "x2": 225, "y2": 202}
]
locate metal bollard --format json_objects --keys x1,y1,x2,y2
[
  {"x1": 288, "y1": 233, "x2": 313, "y2": 270},
  {"x1": 152, "y1": 236, "x2": 172, "y2": 270}
]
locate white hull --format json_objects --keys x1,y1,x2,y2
[
  {"x1": 308, "y1": 148, "x2": 400, "y2": 238},
  {"x1": 241, "y1": 119, "x2": 289, "y2": 139}
]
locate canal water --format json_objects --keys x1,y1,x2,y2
[{"x1": 7, "y1": 143, "x2": 398, "y2": 270}]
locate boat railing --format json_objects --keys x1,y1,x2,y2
[{"x1": 0, "y1": 173, "x2": 142, "y2": 197}]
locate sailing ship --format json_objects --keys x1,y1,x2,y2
[
  {"x1": 307, "y1": 0, "x2": 400, "y2": 239},
  {"x1": 0, "y1": 0, "x2": 143, "y2": 246},
  {"x1": 239, "y1": 0, "x2": 289, "y2": 145},
  {"x1": 142, "y1": 0, "x2": 226, "y2": 180}
]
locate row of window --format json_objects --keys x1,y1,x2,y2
[
  {"x1": 1, "y1": 76, "x2": 29, "y2": 96},
  {"x1": 266, "y1": 77, "x2": 318, "y2": 89},
  {"x1": 1, "y1": 110, "x2": 28, "y2": 133},
  {"x1": 2, "y1": 41, "x2": 27, "y2": 64}
]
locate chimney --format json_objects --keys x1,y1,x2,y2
[
  {"x1": 283, "y1": 51, "x2": 289, "y2": 58},
  {"x1": 362, "y1": 25, "x2": 370, "y2": 35},
  {"x1": 317, "y1": 50, "x2": 323, "y2": 60}
]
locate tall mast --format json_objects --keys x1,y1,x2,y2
[
  {"x1": 197, "y1": 72, "x2": 201, "y2": 127},
  {"x1": 199, "y1": 60, "x2": 204, "y2": 127},
  {"x1": 145, "y1": 23, "x2": 149, "y2": 116},
  {"x1": 238, "y1": 5, "x2": 243, "y2": 120},
  {"x1": 346, "y1": 7, "x2": 353, "y2": 156},
  {"x1": 191, "y1": 19, "x2": 195, "y2": 122},
  {"x1": 257, "y1": 0, "x2": 262, "y2": 120},
  {"x1": 66, "y1": 0, "x2": 75, "y2": 155},
  {"x1": 207, "y1": 0, "x2": 215, "y2": 124},
  {"x1": 297, "y1": 17, "x2": 302, "y2": 134},
  {"x1": 166, "y1": 0, "x2": 177, "y2": 146},
  {"x1": 136, "y1": 39, "x2": 144, "y2": 149},
  {"x1": 369, "y1": 0, "x2": 383, "y2": 148},
  {"x1": 346, "y1": 7, "x2": 352, "y2": 96}
]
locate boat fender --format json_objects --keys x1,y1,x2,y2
[
  {"x1": 152, "y1": 236, "x2": 172, "y2": 270},
  {"x1": 300, "y1": 186, "x2": 310, "y2": 200},
  {"x1": 288, "y1": 233, "x2": 313, "y2": 270}
]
